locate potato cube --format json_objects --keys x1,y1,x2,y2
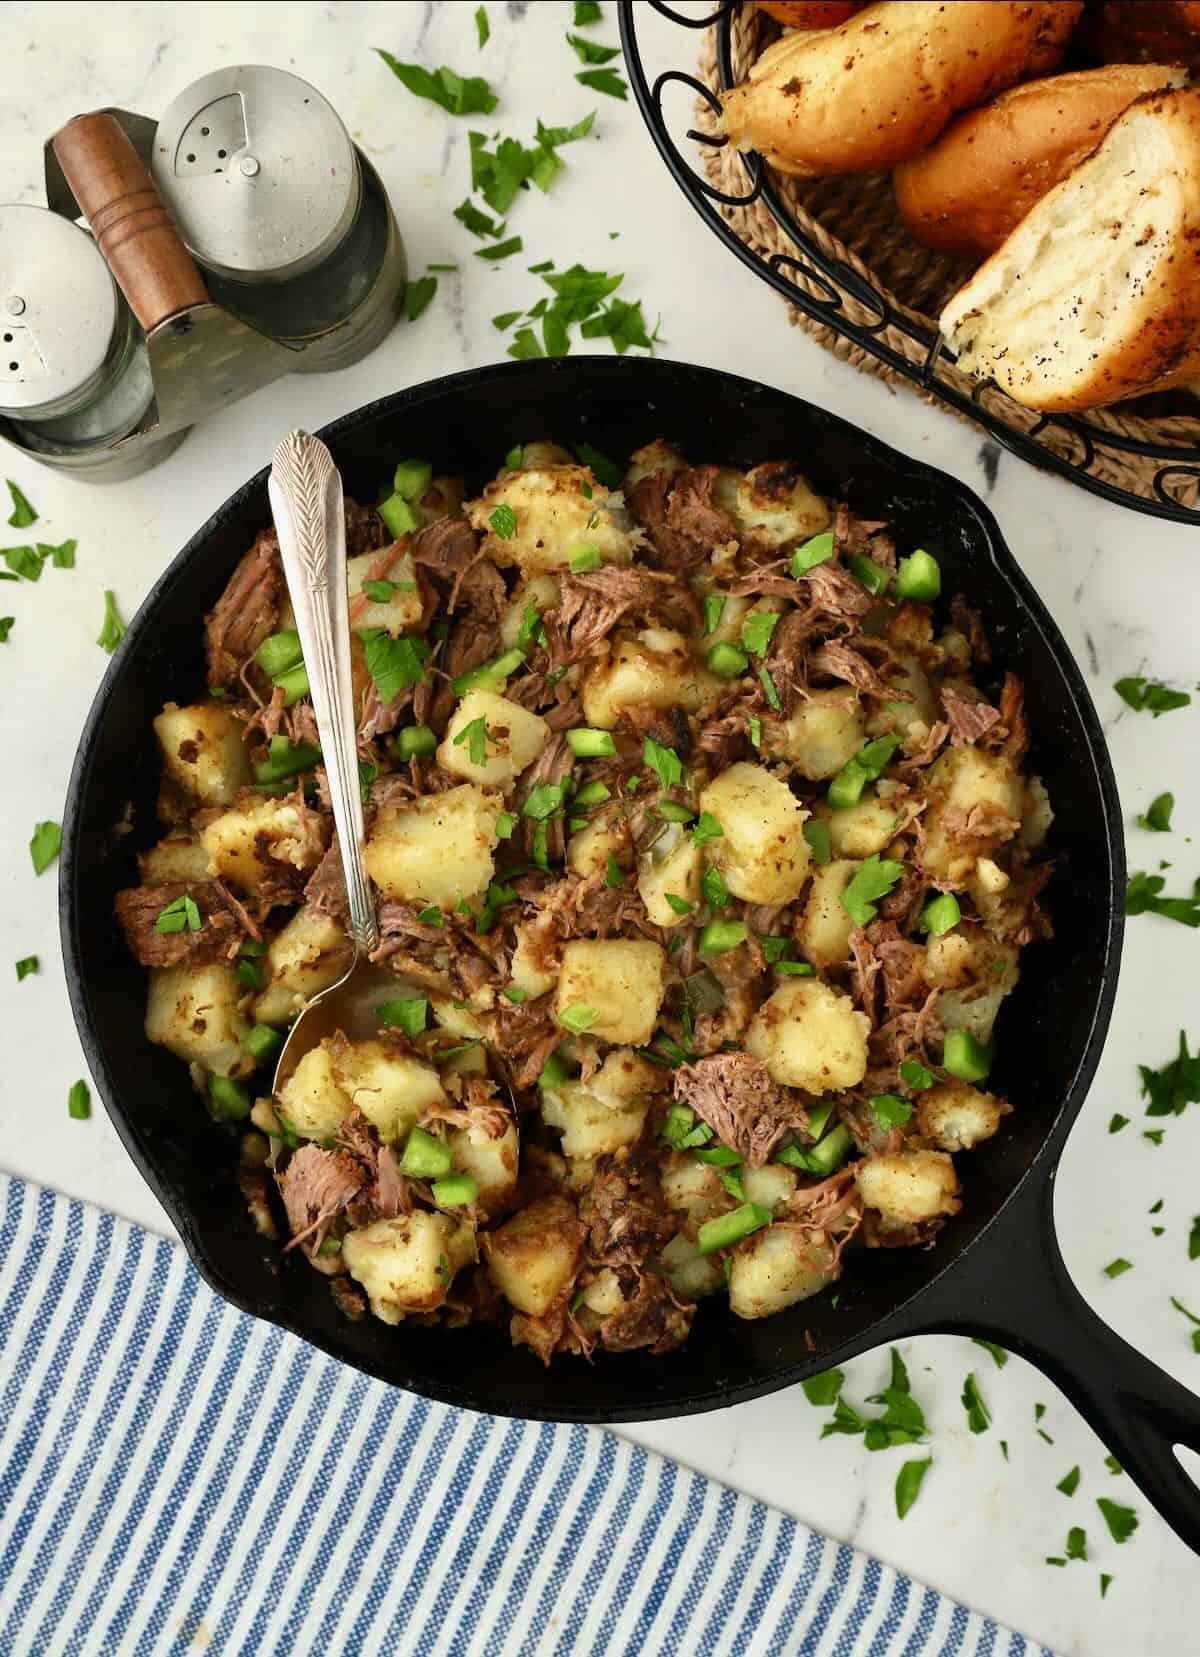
[
  {"x1": 659, "y1": 1233, "x2": 724, "y2": 1300},
  {"x1": 365, "y1": 784, "x2": 502, "y2": 906},
  {"x1": 541, "y1": 1079, "x2": 648, "y2": 1160},
  {"x1": 438, "y1": 689, "x2": 549, "y2": 787},
  {"x1": 827, "y1": 792, "x2": 902, "y2": 859},
  {"x1": 712, "y1": 461, "x2": 829, "y2": 551},
  {"x1": 200, "y1": 795, "x2": 328, "y2": 897},
  {"x1": 509, "y1": 917, "x2": 558, "y2": 1000},
  {"x1": 347, "y1": 546, "x2": 422, "y2": 636},
  {"x1": 741, "y1": 1163, "x2": 797, "y2": 1213},
  {"x1": 865, "y1": 654, "x2": 939, "y2": 748},
  {"x1": 499, "y1": 573, "x2": 562, "y2": 650},
  {"x1": 154, "y1": 701, "x2": 252, "y2": 808},
  {"x1": 765, "y1": 687, "x2": 865, "y2": 780},
  {"x1": 448, "y1": 1118, "x2": 519, "y2": 1218},
  {"x1": 138, "y1": 834, "x2": 212, "y2": 884},
  {"x1": 567, "y1": 813, "x2": 629, "y2": 881},
  {"x1": 698, "y1": 762, "x2": 811, "y2": 904},
  {"x1": 556, "y1": 939, "x2": 666, "y2": 1046},
  {"x1": 856, "y1": 1150, "x2": 961, "y2": 1227},
  {"x1": 746, "y1": 978, "x2": 869, "y2": 1092},
  {"x1": 660, "y1": 1153, "x2": 730, "y2": 1229},
  {"x1": 275, "y1": 1042, "x2": 352, "y2": 1140},
  {"x1": 798, "y1": 859, "x2": 858, "y2": 969},
  {"x1": 625, "y1": 440, "x2": 687, "y2": 487},
  {"x1": 915, "y1": 1082, "x2": 1008, "y2": 1152},
  {"x1": 466, "y1": 466, "x2": 635, "y2": 576},
  {"x1": 582, "y1": 629, "x2": 721, "y2": 729},
  {"x1": 729, "y1": 1228, "x2": 837, "y2": 1319},
  {"x1": 276, "y1": 1036, "x2": 445, "y2": 1142},
  {"x1": 254, "y1": 907, "x2": 353, "y2": 1025},
  {"x1": 921, "y1": 749, "x2": 1024, "y2": 883},
  {"x1": 145, "y1": 962, "x2": 254, "y2": 1080},
  {"x1": 343, "y1": 1211, "x2": 477, "y2": 1324},
  {"x1": 485, "y1": 1194, "x2": 582, "y2": 1316},
  {"x1": 637, "y1": 823, "x2": 702, "y2": 927}
]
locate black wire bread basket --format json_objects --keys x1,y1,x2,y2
[{"x1": 619, "y1": 0, "x2": 1200, "y2": 525}]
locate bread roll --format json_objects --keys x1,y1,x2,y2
[
  {"x1": 940, "y1": 87, "x2": 1200, "y2": 411},
  {"x1": 757, "y1": 1, "x2": 866, "y2": 26},
  {"x1": 895, "y1": 64, "x2": 1183, "y2": 259},
  {"x1": 1081, "y1": 1, "x2": 1200, "y2": 65},
  {"x1": 721, "y1": 2, "x2": 1083, "y2": 178}
]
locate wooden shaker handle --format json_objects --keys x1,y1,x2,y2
[{"x1": 51, "y1": 111, "x2": 208, "y2": 333}]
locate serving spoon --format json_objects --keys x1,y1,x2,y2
[{"x1": 266, "y1": 429, "x2": 408, "y2": 1095}]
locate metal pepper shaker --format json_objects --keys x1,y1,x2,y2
[{"x1": 151, "y1": 66, "x2": 407, "y2": 371}]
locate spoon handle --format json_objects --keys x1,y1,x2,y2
[{"x1": 268, "y1": 430, "x2": 379, "y2": 957}]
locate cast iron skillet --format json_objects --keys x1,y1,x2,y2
[{"x1": 61, "y1": 358, "x2": 1200, "y2": 1551}]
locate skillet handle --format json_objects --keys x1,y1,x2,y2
[{"x1": 911, "y1": 1170, "x2": 1200, "y2": 1554}]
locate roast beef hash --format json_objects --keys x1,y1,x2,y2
[{"x1": 116, "y1": 439, "x2": 1052, "y2": 1362}]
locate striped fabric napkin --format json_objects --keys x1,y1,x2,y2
[{"x1": 0, "y1": 1176, "x2": 1051, "y2": 1656}]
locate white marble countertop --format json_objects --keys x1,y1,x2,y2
[{"x1": 2, "y1": 3, "x2": 1199, "y2": 1652}]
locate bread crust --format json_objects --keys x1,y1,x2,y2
[
  {"x1": 721, "y1": 1, "x2": 1084, "y2": 177},
  {"x1": 941, "y1": 87, "x2": 1200, "y2": 410},
  {"x1": 756, "y1": 1, "x2": 866, "y2": 26},
  {"x1": 895, "y1": 64, "x2": 1182, "y2": 260}
]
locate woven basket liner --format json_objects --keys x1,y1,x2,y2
[{"x1": 696, "y1": 7, "x2": 1200, "y2": 515}]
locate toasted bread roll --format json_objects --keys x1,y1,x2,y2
[
  {"x1": 941, "y1": 87, "x2": 1200, "y2": 411},
  {"x1": 721, "y1": 2, "x2": 1083, "y2": 177},
  {"x1": 895, "y1": 64, "x2": 1183, "y2": 259},
  {"x1": 757, "y1": 1, "x2": 865, "y2": 26},
  {"x1": 1080, "y1": 1, "x2": 1200, "y2": 65}
]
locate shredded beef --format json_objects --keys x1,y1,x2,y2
[
  {"x1": 114, "y1": 880, "x2": 245, "y2": 968},
  {"x1": 941, "y1": 685, "x2": 1002, "y2": 746},
  {"x1": 408, "y1": 515, "x2": 480, "y2": 576},
  {"x1": 276, "y1": 1144, "x2": 368, "y2": 1263},
  {"x1": 995, "y1": 672, "x2": 1029, "y2": 760},
  {"x1": 205, "y1": 529, "x2": 282, "y2": 688},
  {"x1": 579, "y1": 1149, "x2": 678, "y2": 1267},
  {"x1": 804, "y1": 561, "x2": 875, "y2": 625},
  {"x1": 596, "y1": 1272, "x2": 694, "y2": 1355},
  {"x1": 809, "y1": 640, "x2": 894, "y2": 698},
  {"x1": 429, "y1": 615, "x2": 502, "y2": 729},
  {"x1": 344, "y1": 498, "x2": 390, "y2": 557},
  {"x1": 672, "y1": 1053, "x2": 799, "y2": 1167},
  {"x1": 950, "y1": 594, "x2": 991, "y2": 664},
  {"x1": 546, "y1": 566, "x2": 697, "y2": 667},
  {"x1": 304, "y1": 843, "x2": 349, "y2": 924}
]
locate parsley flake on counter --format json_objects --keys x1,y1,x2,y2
[
  {"x1": 1066, "y1": 1526, "x2": 1088, "y2": 1562},
  {"x1": 475, "y1": 4, "x2": 489, "y2": 47},
  {"x1": 374, "y1": 53, "x2": 498, "y2": 115},
  {"x1": 1125, "y1": 871, "x2": 1200, "y2": 927},
  {"x1": 840, "y1": 855, "x2": 904, "y2": 927},
  {"x1": 1169, "y1": 1296, "x2": 1200, "y2": 1353},
  {"x1": 30, "y1": 820, "x2": 61, "y2": 875},
  {"x1": 1108, "y1": 1113, "x2": 1129, "y2": 1133},
  {"x1": 1190, "y1": 1216, "x2": 1200, "y2": 1260},
  {"x1": 1096, "y1": 1497, "x2": 1138, "y2": 1544},
  {"x1": 15, "y1": 956, "x2": 38, "y2": 981},
  {"x1": 6, "y1": 480, "x2": 36, "y2": 527},
  {"x1": 1139, "y1": 1031, "x2": 1200, "y2": 1115},
  {"x1": 455, "y1": 199, "x2": 504, "y2": 239},
  {"x1": 476, "y1": 234, "x2": 523, "y2": 262},
  {"x1": 1103, "y1": 1257, "x2": 1133, "y2": 1279},
  {"x1": 0, "y1": 616, "x2": 13, "y2": 642},
  {"x1": 1100, "y1": 1574, "x2": 1113, "y2": 1599},
  {"x1": 895, "y1": 1457, "x2": 932, "y2": 1520},
  {"x1": 961, "y1": 1372, "x2": 990, "y2": 1434},
  {"x1": 1105, "y1": 1454, "x2": 1123, "y2": 1475},
  {"x1": 566, "y1": 31, "x2": 619, "y2": 65},
  {"x1": 576, "y1": 66, "x2": 627, "y2": 99},
  {"x1": 96, "y1": 589, "x2": 127, "y2": 654},
  {"x1": 1057, "y1": 1466, "x2": 1081, "y2": 1497},
  {"x1": 3, "y1": 545, "x2": 44, "y2": 581},
  {"x1": 574, "y1": 0, "x2": 603, "y2": 21},
  {"x1": 972, "y1": 1338, "x2": 1008, "y2": 1368},
  {"x1": 1114, "y1": 676, "x2": 1191, "y2": 716},
  {"x1": 68, "y1": 1079, "x2": 91, "y2": 1120},
  {"x1": 405, "y1": 276, "x2": 438, "y2": 322},
  {"x1": 42, "y1": 538, "x2": 77, "y2": 569},
  {"x1": 1138, "y1": 791, "x2": 1174, "y2": 832},
  {"x1": 801, "y1": 1368, "x2": 844, "y2": 1406}
]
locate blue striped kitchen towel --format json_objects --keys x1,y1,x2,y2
[{"x1": 0, "y1": 1176, "x2": 1052, "y2": 1657}]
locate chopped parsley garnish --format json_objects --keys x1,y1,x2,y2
[
  {"x1": 1103, "y1": 1257, "x2": 1133, "y2": 1279},
  {"x1": 900, "y1": 1059, "x2": 934, "y2": 1092},
  {"x1": 377, "y1": 996, "x2": 428, "y2": 1036},
  {"x1": 535, "y1": 114, "x2": 597, "y2": 149},
  {"x1": 476, "y1": 234, "x2": 523, "y2": 262},
  {"x1": 759, "y1": 667, "x2": 782, "y2": 712},
  {"x1": 800, "y1": 1369, "x2": 844, "y2": 1406},
  {"x1": 155, "y1": 893, "x2": 202, "y2": 934},
  {"x1": 702, "y1": 593, "x2": 726, "y2": 637},
  {"x1": 1096, "y1": 1497, "x2": 1138, "y2": 1544},
  {"x1": 661, "y1": 1103, "x2": 713, "y2": 1150},
  {"x1": 604, "y1": 853, "x2": 624, "y2": 887},
  {"x1": 972, "y1": 1338, "x2": 1007, "y2": 1368},
  {"x1": 359, "y1": 758, "x2": 380, "y2": 804},
  {"x1": 1057, "y1": 1466, "x2": 1081, "y2": 1497},
  {"x1": 961, "y1": 1372, "x2": 990, "y2": 1434},
  {"x1": 1139, "y1": 1031, "x2": 1200, "y2": 1116},
  {"x1": 568, "y1": 542, "x2": 601, "y2": 573},
  {"x1": 698, "y1": 919, "x2": 746, "y2": 955},
  {"x1": 518, "y1": 600, "x2": 547, "y2": 649},
  {"x1": 0, "y1": 617, "x2": 12, "y2": 642},
  {"x1": 493, "y1": 308, "x2": 522, "y2": 330},
  {"x1": 67, "y1": 1079, "x2": 91, "y2": 1121},
  {"x1": 495, "y1": 811, "x2": 518, "y2": 840},
  {"x1": 489, "y1": 503, "x2": 517, "y2": 539},
  {"x1": 475, "y1": 4, "x2": 489, "y2": 46},
  {"x1": 1169, "y1": 1296, "x2": 1200, "y2": 1353},
  {"x1": 839, "y1": 855, "x2": 904, "y2": 926},
  {"x1": 405, "y1": 277, "x2": 438, "y2": 322},
  {"x1": 643, "y1": 738, "x2": 683, "y2": 790},
  {"x1": 29, "y1": 820, "x2": 61, "y2": 875},
  {"x1": 1125, "y1": 871, "x2": 1200, "y2": 927},
  {"x1": 1100, "y1": 1574, "x2": 1113, "y2": 1599},
  {"x1": 502, "y1": 987, "x2": 527, "y2": 1005},
  {"x1": 741, "y1": 610, "x2": 780, "y2": 659},
  {"x1": 6, "y1": 481, "x2": 36, "y2": 527},
  {"x1": 1066, "y1": 1526, "x2": 1088, "y2": 1562},
  {"x1": 1108, "y1": 1113, "x2": 1129, "y2": 1133},
  {"x1": 1138, "y1": 792, "x2": 1174, "y2": 832},
  {"x1": 453, "y1": 715, "x2": 494, "y2": 767},
  {"x1": 15, "y1": 956, "x2": 38, "y2": 981},
  {"x1": 575, "y1": 67, "x2": 627, "y2": 99},
  {"x1": 700, "y1": 865, "x2": 729, "y2": 910},
  {"x1": 871, "y1": 1094, "x2": 912, "y2": 1129},
  {"x1": 803, "y1": 820, "x2": 831, "y2": 866},
  {"x1": 43, "y1": 539, "x2": 77, "y2": 569},
  {"x1": 1190, "y1": 1216, "x2": 1200, "y2": 1260},
  {"x1": 692, "y1": 812, "x2": 723, "y2": 848},
  {"x1": 374, "y1": 53, "x2": 497, "y2": 115},
  {"x1": 822, "y1": 1350, "x2": 928, "y2": 1451},
  {"x1": 416, "y1": 906, "x2": 444, "y2": 927},
  {"x1": 747, "y1": 714, "x2": 762, "y2": 751},
  {"x1": 1104, "y1": 1454, "x2": 1123, "y2": 1475},
  {"x1": 895, "y1": 1457, "x2": 932, "y2": 1520},
  {"x1": 663, "y1": 892, "x2": 692, "y2": 916},
  {"x1": 574, "y1": 0, "x2": 603, "y2": 21},
  {"x1": 566, "y1": 31, "x2": 619, "y2": 65},
  {"x1": 361, "y1": 628, "x2": 428, "y2": 704},
  {"x1": 362, "y1": 579, "x2": 398, "y2": 603},
  {"x1": 1114, "y1": 676, "x2": 1191, "y2": 716},
  {"x1": 2, "y1": 545, "x2": 44, "y2": 581},
  {"x1": 523, "y1": 780, "x2": 567, "y2": 819},
  {"x1": 455, "y1": 199, "x2": 503, "y2": 238}
]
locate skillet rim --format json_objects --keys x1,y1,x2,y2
[{"x1": 59, "y1": 355, "x2": 1124, "y2": 1421}]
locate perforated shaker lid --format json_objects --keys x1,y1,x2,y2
[
  {"x1": 0, "y1": 205, "x2": 120, "y2": 419},
  {"x1": 152, "y1": 66, "x2": 360, "y2": 284}
]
